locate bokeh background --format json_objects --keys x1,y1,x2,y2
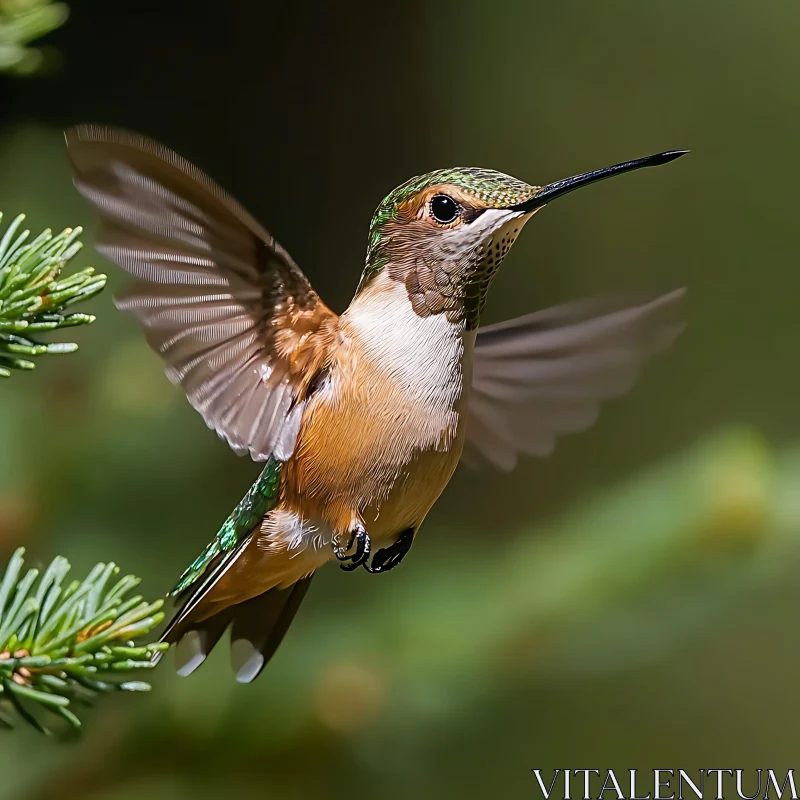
[{"x1": 1, "y1": 0, "x2": 800, "y2": 797}]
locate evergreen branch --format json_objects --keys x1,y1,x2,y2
[
  {"x1": 0, "y1": 0, "x2": 69, "y2": 76},
  {"x1": 0, "y1": 212, "x2": 106, "y2": 377},
  {"x1": 0, "y1": 547, "x2": 166, "y2": 735}
]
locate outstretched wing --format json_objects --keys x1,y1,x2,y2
[
  {"x1": 66, "y1": 126, "x2": 336, "y2": 462},
  {"x1": 465, "y1": 289, "x2": 686, "y2": 471}
]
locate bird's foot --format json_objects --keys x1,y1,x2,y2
[
  {"x1": 333, "y1": 523, "x2": 371, "y2": 571},
  {"x1": 364, "y1": 528, "x2": 414, "y2": 574}
]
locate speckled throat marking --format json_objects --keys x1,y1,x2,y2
[{"x1": 394, "y1": 209, "x2": 527, "y2": 329}]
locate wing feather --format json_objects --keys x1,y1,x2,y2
[
  {"x1": 66, "y1": 125, "x2": 336, "y2": 462},
  {"x1": 465, "y1": 289, "x2": 686, "y2": 470}
]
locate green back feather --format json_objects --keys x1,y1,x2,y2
[{"x1": 169, "y1": 458, "x2": 282, "y2": 596}]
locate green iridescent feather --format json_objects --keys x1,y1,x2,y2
[
  {"x1": 170, "y1": 458, "x2": 282, "y2": 596},
  {"x1": 357, "y1": 167, "x2": 536, "y2": 293}
]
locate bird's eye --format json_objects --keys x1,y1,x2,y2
[{"x1": 430, "y1": 194, "x2": 460, "y2": 224}]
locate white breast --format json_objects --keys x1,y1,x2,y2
[{"x1": 341, "y1": 273, "x2": 476, "y2": 412}]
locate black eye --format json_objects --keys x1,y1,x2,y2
[{"x1": 430, "y1": 194, "x2": 459, "y2": 224}]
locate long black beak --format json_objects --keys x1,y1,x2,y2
[{"x1": 513, "y1": 150, "x2": 689, "y2": 212}]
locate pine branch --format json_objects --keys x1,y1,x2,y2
[
  {"x1": 0, "y1": 0, "x2": 69, "y2": 76},
  {"x1": 0, "y1": 547, "x2": 167, "y2": 735},
  {"x1": 0, "y1": 212, "x2": 106, "y2": 377}
]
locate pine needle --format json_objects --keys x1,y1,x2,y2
[
  {"x1": 0, "y1": 548, "x2": 166, "y2": 735},
  {"x1": 0, "y1": 213, "x2": 106, "y2": 378}
]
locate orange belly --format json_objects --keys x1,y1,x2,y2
[
  {"x1": 206, "y1": 390, "x2": 467, "y2": 608},
  {"x1": 281, "y1": 365, "x2": 467, "y2": 545}
]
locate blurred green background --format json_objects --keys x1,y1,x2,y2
[{"x1": 2, "y1": 0, "x2": 800, "y2": 797}]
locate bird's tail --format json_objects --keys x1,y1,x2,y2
[{"x1": 154, "y1": 533, "x2": 314, "y2": 682}]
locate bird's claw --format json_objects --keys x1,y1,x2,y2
[
  {"x1": 334, "y1": 523, "x2": 371, "y2": 570},
  {"x1": 363, "y1": 528, "x2": 414, "y2": 574}
]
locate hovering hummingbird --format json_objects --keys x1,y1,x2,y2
[{"x1": 66, "y1": 126, "x2": 687, "y2": 683}]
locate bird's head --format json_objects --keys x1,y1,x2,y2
[{"x1": 358, "y1": 151, "x2": 687, "y2": 327}]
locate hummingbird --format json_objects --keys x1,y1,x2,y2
[{"x1": 66, "y1": 126, "x2": 687, "y2": 683}]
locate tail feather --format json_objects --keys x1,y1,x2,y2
[
  {"x1": 152, "y1": 440, "x2": 304, "y2": 679},
  {"x1": 173, "y1": 607, "x2": 235, "y2": 676},
  {"x1": 154, "y1": 533, "x2": 254, "y2": 665},
  {"x1": 154, "y1": 531, "x2": 314, "y2": 681},
  {"x1": 230, "y1": 577, "x2": 314, "y2": 683}
]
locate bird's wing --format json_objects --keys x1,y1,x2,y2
[
  {"x1": 66, "y1": 125, "x2": 337, "y2": 462},
  {"x1": 464, "y1": 289, "x2": 686, "y2": 471}
]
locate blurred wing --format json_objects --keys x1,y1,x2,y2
[
  {"x1": 465, "y1": 289, "x2": 686, "y2": 471},
  {"x1": 66, "y1": 125, "x2": 336, "y2": 462}
]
